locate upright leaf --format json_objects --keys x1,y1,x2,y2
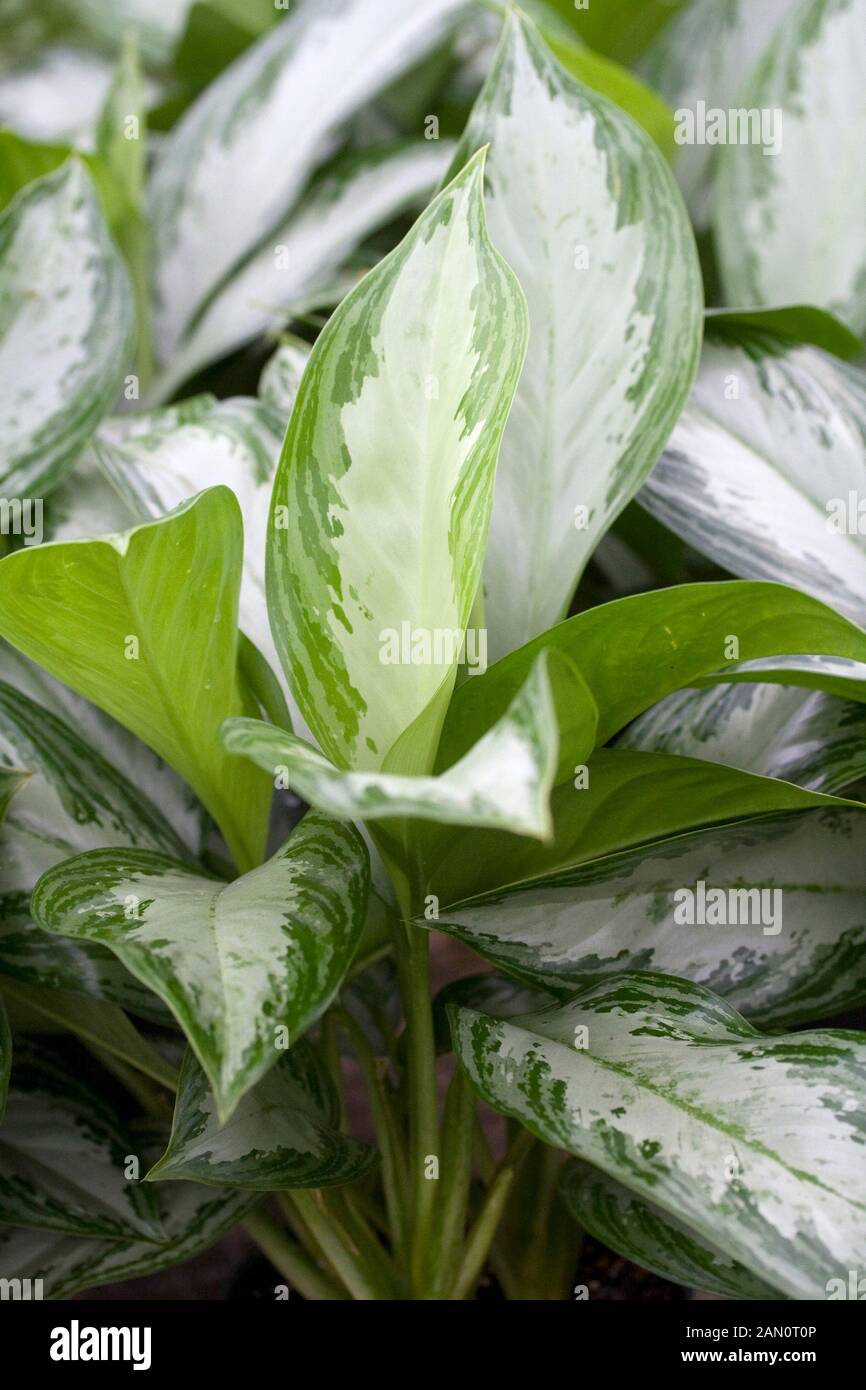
[
  {"x1": 0, "y1": 488, "x2": 271, "y2": 871},
  {"x1": 450, "y1": 972, "x2": 866, "y2": 1299},
  {"x1": 444, "y1": 12, "x2": 702, "y2": 660},
  {"x1": 715, "y1": 0, "x2": 866, "y2": 335},
  {"x1": 267, "y1": 150, "x2": 528, "y2": 773},
  {"x1": 0, "y1": 160, "x2": 133, "y2": 495},
  {"x1": 31, "y1": 812, "x2": 370, "y2": 1119}
]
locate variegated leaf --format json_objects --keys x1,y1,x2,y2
[
  {"x1": 30, "y1": 812, "x2": 370, "y2": 1119},
  {"x1": 715, "y1": 0, "x2": 866, "y2": 336},
  {"x1": 0, "y1": 488, "x2": 272, "y2": 872},
  {"x1": 432, "y1": 807, "x2": 866, "y2": 1028},
  {"x1": 73, "y1": 0, "x2": 195, "y2": 68},
  {"x1": 259, "y1": 338, "x2": 311, "y2": 423},
  {"x1": 222, "y1": 653, "x2": 566, "y2": 840},
  {"x1": 0, "y1": 1122, "x2": 257, "y2": 1299},
  {"x1": 640, "y1": 0, "x2": 798, "y2": 227},
  {"x1": 154, "y1": 141, "x2": 451, "y2": 399},
  {"x1": 449, "y1": 971, "x2": 866, "y2": 1299},
  {"x1": 148, "y1": 1041, "x2": 375, "y2": 1189},
  {"x1": 0, "y1": 47, "x2": 117, "y2": 144},
  {"x1": 0, "y1": 677, "x2": 186, "y2": 1022},
  {"x1": 267, "y1": 151, "x2": 528, "y2": 774},
  {"x1": 0, "y1": 996, "x2": 9, "y2": 1122},
  {"x1": 620, "y1": 682, "x2": 866, "y2": 793},
  {"x1": 640, "y1": 331, "x2": 866, "y2": 625},
  {"x1": 0, "y1": 1043, "x2": 163, "y2": 1242},
  {"x1": 149, "y1": 0, "x2": 466, "y2": 362},
  {"x1": 443, "y1": 11, "x2": 702, "y2": 661},
  {"x1": 560, "y1": 1162, "x2": 782, "y2": 1300},
  {"x1": 0, "y1": 159, "x2": 134, "y2": 496},
  {"x1": 702, "y1": 652, "x2": 866, "y2": 705}
]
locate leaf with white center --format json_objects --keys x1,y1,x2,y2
[
  {"x1": 640, "y1": 331, "x2": 866, "y2": 625},
  {"x1": 560, "y1": 1162, "x2": 782, "y2": 1301},
  {"x1": 432, "y1": 807, "x2": 866, "y2": 1029},
  {"x1": 450, "y1": 971, "x2": 866, "y2": 1299},
  {"x1": 0, "y1": 160, "x2": 134, "y2": 496},
  {"x1": 223, "y1": 653, "x2": 568, "y2": 840},
  {"x1": 149, "y1": 0, "x2": 466, "y2": 362},
  {"x1": 30, "y1": 812, "x2": 370, "y2": 1119},
  {"x1": 0, "y1": 1122, "x2": 257, "y2": 1299},
  {"x1": 155, "y1": 141, "x2": 452, "y2": 399},
  {"x1": 94, "y1": 396, "x2": 286, "y2": 699},
  {"x1": 620, "y1": 681, "x2": 866, "y2": 793},
  {"x1": 640, "y1": 0, "x2": 798, "y2": 228},
  {"x1": 702, "y1": 653, "x2": 866, "y2": 706},
  {"x1": 0, "y1": 640, "x2": 206, "y2": 858},
  {"x1": 148, "y1": 1041, "x2": 375, "y2": 1189},
  {"x1": 442, "y1": 12, "x2": 702, "y2": 662},
  {"x1": 267, "y1": 150, "x2": 528, "y2": 774},
  {"x1": 437, "y1": 581, "x2": 866, "y2": 780},
  {"x1": 259, "y1": 338, "x2": 311, "y2": 423},
  {"x1": 0, "y1": 1043, "x2": 163, "y2": 1241},
  {"x1": 715, "y1": 0, "x2": 866, "y2": 336},
  {"x1": 0, "y1": 678, "x2": 187, "y2": 1022},
  {"x1": 0, "y1": 488, "x2": 272, "y2": 873},
  {"x1": 0, "y1": 47, "x2": 116, "y2": 144}
]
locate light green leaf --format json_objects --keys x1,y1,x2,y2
[
  {"x1": 449, "y1": 971, "x2": 866, "y2": 1299},
  {"x1": 715, "y1": 0, "x2": 866, "y2": 335},
  {"x1": 620, "y1": 682, "x2": 866, "y2": 794},
  {"x1": 0, "y1": 1122, "x2": 257, "y2": 1299},
  {"x1": 541, "y1": 0, "x2": 688, "y2": 66},
  {"x1": 147, "y1": 1041, "x2": 375, "y2": 1189},
  {"x1": 222, "y1": 653, "x2": 567, "y2": 840},
  {"x1": 94, "y1": 396, "x2": 286, "y2": 703},
  {"x1": 443, "y1": 11, "x2": 701, "y2": 661},
  {"x1": 0, "y1": 159, "x2": 134, "y2": 495},
  {"x1": 30, "y1": 812, "x2": 370, "y2": 1119},
  {"x1": 0, "y1": 1043, "x2": 164, "y2": 1242},
  {"x1": 560, "y1": 1162, "x2": 782, "y2": 1300},
  {"x1": 437, "y1": 581, "x2": 866, "y2": 778},
  {"x1": 149, "y1": 0, "x2": 466, "y2": 362},
  {"x1": 431, "y1": 807, "x2": 866, "y2": 1029},
  {"x1": 154, "y1": 141, "x2": 451, "y2": 400},
  {"x1": 640, "y1": 0, "x2": 798, "y2": 228},
  {"x1": 639, "y1": 331, "x2": 866, "y2": 624},
  {"x1": 0, "y1": 487, "x2": 272, "y2": 872},
  {"x1": 267, "y1": 149, "x2": 528, "y2": 774}
]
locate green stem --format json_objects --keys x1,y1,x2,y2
[
  {"x1": 243, "y1": 1208, "x2": 344, "y2": 1301},
  {"x1": 393, "y1": 917, "x2": 439, "y2": 1288},
  {"x1": 450, "y1": 1127, "x2": 534, "y2": 1301},
  {"x1": 426, "y1": 1066, "x2": 475, "y2": 1297},
  {"x1": 284, "y1": 1191, "x2": 391, "y2": 1301}
]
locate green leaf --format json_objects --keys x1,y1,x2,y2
[
  {"x1": 149, "y1": 0, "x2": 466, "y2": 363},
  {"x1": 0, "y1": 159, "x2": 134, "y2": 495},
  {"x1": 640, "y1": 0, "x2": 798, "y2": 228},
  {"x1": 147, "y1": 1041, "x2": 375, "y2": 1189},
  {"x1": 700, "y1": 653, "x2": 866, "y2": 706},
  {"x1": 0, "y1": 1042, "x2": 164, "y2": 1241},
  {"x1": 560, "y1": 1162, "x2": 782, "y2": 1301},
  {"x1": 542, "y1": 0, "x2": 689, "y2": 65},
  {"x1": 31, "y1": 812, "x2": 370, "y2": 1120},
  {"x1": 640, "y1": 330, "x2": 866, "y2": 624},
  {"x1": 444, "y1": 12, "x2": 702, "y2": 661},
  {"x1": 267, "y1": 149, "x2": 528, "y2": 774},
  {"x1": 716, "y1": 0, "x2": 866, "y2": 335},
  {"x1": 437, "y1": 581, "x2": 866, "y2": 778},
  {"x1": 449, "y1": 971, "x2": 866, "y2": 1299},
  {"x1": 94, "y1": 396, "x2": 287, "y2": 707},
  {"x1": 422, "y1": 742, "x2": 855, "y2": 913},
  {"x1": 620, "y1": 682, "x2": 866, "y2": 794},
  {"x1": 153, "y1": 141, "x2": 451, "y2": 400},
  {"x1": 69, "y1": 0, "x2": 195, "y2": 69},
  {"x1": 222, "y1": 653, "x2": 568, "y2": 841},
  {"x1": 0, "y1": 996, "x2": 10, "y2": 1122},
  {"x1": 0, "y1": 487, "x2": 272, "y2": 872},
  {"x1": 431, "y1": 806, "x2": 866, "y2": 1029},
  {"x1": 705, "y1": 304, "x2": 862, "y2": 361},
  {"x1": 0, "y1": 1121, "x2": 257, "y2": 1299}
]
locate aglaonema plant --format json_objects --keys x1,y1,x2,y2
[{"x1": 1, "y1": 1, "x2": 866, "y2": 1303}]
